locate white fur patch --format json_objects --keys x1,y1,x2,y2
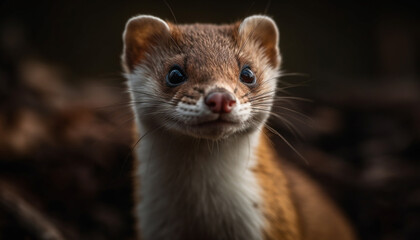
[{"x1": 134, "y1": 127, "x2": 265, "y2": 240}]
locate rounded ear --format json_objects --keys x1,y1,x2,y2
[
  {"x1": 122, "y1": 15, "x2": 170, "y2": 72},
  {"x1": 238, "y1": 15, "x2": 280, "y2": 68}
]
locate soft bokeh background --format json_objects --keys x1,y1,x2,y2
[{"x1": 1, "y1": 0, "x2": 419, "y2": 239}]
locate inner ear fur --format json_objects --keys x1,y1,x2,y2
[
  {"x1": 238, "y1": 15, "x2": 280, "y2": 69},
  {"x1": 122, "y1": 15, "x2": 170, "y2": 72}
]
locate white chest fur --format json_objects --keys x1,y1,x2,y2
[{"x1": 134, "y1": 124, "x2": 265, "y2": 240}]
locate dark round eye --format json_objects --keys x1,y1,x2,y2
[
  {"x1": 166, "y1": 66, "x2": 187, "y2": 87},
  {"x1": 240, "y1": 67, "x2": 256, "y2": 86}
]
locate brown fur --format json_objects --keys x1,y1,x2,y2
[
  {"x1": 254, "y1": 133, "x2": 357, "y2": 240},
  {"x1": 283, "y1": 161, "x2": 357, "y2": 240},
  {"x1": 253, "y1": 134, "x2": 302, "y2": 240}
]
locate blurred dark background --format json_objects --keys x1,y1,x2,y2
[{"x1": 0, "y1": 0, "x2": 419, "y2": 239}]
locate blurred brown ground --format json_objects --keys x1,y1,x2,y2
[{"x1": 0, "y1": 0, "x2": 419, "y2": 239}]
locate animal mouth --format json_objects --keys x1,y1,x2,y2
[
  {"x1": 177, "y1": 115, "x2": 243, "y2": 139},
  {"x1": 194, "y1": 118, "x2": 238, "y2": 128}
]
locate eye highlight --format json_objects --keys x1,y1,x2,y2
[
  {"x1": 239, "y1": 66, "x2": 256, "y2": 86},
  {"x1": 166, "y1": 65, "x2": 187, "y2": 87}
]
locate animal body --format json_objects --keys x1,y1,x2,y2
[{"x1": 122, "y1": 14, "x2": 357, "y2": 240}]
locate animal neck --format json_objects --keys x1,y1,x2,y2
[
  {"x1": 134, "y1": 122, "x2": 266, "y2": 240},
  {"x1": 138, "y1": 126, "x2": 260, "y2": 175}
]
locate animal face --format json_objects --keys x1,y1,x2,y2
[{"x1": 123, "y1": 15, "x2": 281, "y2": 140}]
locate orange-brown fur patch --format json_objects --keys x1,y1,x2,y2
[
  {"x1": 254, "y1": 132, "x2": 357, "y2": 240},
  {"x1": 253, "y1": 133, "x2": 302, "y2": 240}
]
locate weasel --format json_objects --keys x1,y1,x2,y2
[{"x1": 121, "y1": 14, "x2": 357, "y2": 240}]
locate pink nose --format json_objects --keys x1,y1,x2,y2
[{"x1": 205, "y1": 91, "x2": 237, "y2": 113}]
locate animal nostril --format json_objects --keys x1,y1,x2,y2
[
  {"x1": 205, "y1": 91, "x2": 236, "y2": 113},
  {"x1": 223, "y1": 99, "x2": 236, "y2": 113},
  {"x1": 205, "y1": 93, "x2": 222, "y2": 113}
]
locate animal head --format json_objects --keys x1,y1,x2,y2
[{"x1": 122, "y1": 15, "x2": 281, "y2": 140}]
